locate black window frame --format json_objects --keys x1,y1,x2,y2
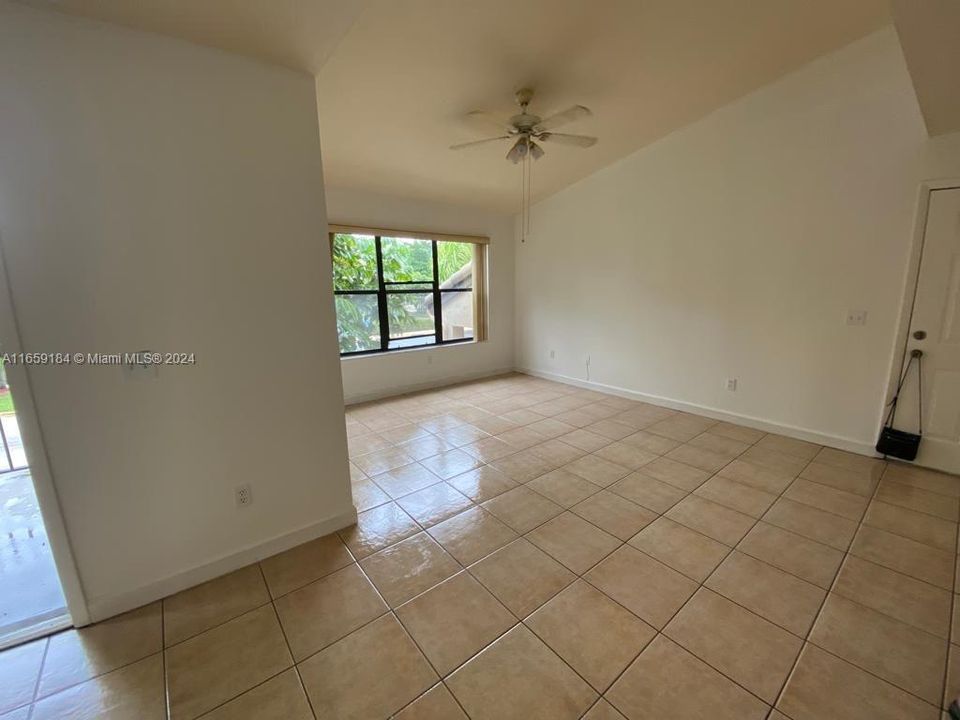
[{"x1": 332, "y1": 233, "x2": 475, "y2": 357}]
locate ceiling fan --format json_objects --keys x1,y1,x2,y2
[{"x1": 450, "y1": 87, "x2": 597, "y2": 163}]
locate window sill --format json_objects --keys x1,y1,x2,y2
[{"x1": 340, "y1": 339, "x2": 479, "y2": 361}]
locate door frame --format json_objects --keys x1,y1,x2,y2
[
  {"x1": 879, "y1": 178, "x2": 960, "y2": 466},
  {"x1": 0, "y1": 237, "x2": 90, "y2": 634}
]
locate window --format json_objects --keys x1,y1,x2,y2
[{"x1": 330, "y1": 227, "x2": 486, "y2": 355}]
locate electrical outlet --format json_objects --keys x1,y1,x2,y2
[
  {"x1": 845, "y1": 310, "x2": 868, "y2": 326},
  {"x1": 725, "y1": 378, "x2": 738, "y2": 392},
  {"x1": 235, "y1": 484, "x2": 252, "y2": 508}
]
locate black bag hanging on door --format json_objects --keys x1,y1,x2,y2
[{"x1": 876, "y1": 349, "x2": 923, "y2": 461}]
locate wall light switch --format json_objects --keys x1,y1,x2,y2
[
  {"x1": 845, "y1": 310, "x2": 868, "y2": 326},
  {"x1": 725, "y1": 378, "x2": 738, "y2": 392}
]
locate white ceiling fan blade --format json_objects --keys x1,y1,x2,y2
[
  {"x1": 536, "y1": 105, "x2": 591, "y2": 131},
  {"x1": 540, "y1": 132, "x2": 597, "y2": 148},
  {"x1": 449, "y1": 135, "x2": 511, "y2": 150},
  {"x1": 465, "y1": 110, "x2": 513, "y2": 134}
]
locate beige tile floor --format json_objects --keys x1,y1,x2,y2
[{"x1": 2, "y1": 373, "x2": 959, "y2": 719}]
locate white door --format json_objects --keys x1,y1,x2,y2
[{"x1": 896, "y1": 187, "x2": 960, "y2": 474}]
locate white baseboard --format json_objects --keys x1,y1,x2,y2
[
  {"x1": 344, "y1": 367, "x2": 516, "y2": 405},
  {"x1": 518, "y1": 367, "x2": 879, "y2": 458},
  {"x1": 85, "y1": 506, "x2": 358, "y2": 624}
]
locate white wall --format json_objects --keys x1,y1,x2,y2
[
  {"x1": 0, "y1": 3, "x2": 354, "y2": 620},
  {"x1": 516, "y1": 28, "x2": 960, "y2": 452},
  {"x1": 325, "y1": 187, "x2": 515, "y2": 403}
]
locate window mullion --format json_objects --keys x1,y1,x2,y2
[
  {"x1": 375, "y1": 236, "x2": 389, "y2": 352},
  {"x1": 431, "y1": 240, "x2": 442, "y2": 344}
]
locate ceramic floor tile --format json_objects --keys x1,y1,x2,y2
[
  {"x1": 563, "y1": 454, "x2": 632, "y2": 488},
  {"x1": 298, "y1": 614, "x2": 437, "y2": 720},
  {"x1": 665, "y1": 444, "x2": 732, "y2": 473},
  {"x1": 763, "y1": 497, "x2": 857, "y2": 551},
  {"x1": 875, "y1": 479, "x2": 959, "y2": 521},
  {"x1": 688, "y1": 431, "x2": 752, "y2": 457},
  {"x1": 0, "y1": 638, "x2": 46, "y2": 715},
  {"x1": 163, "y1": 566, "x2": 268, "y2": 648},
  {"x1": 396, "y1": 482, "x2": 474, "y2": 527},
  {"x1": 461, "y1": 436, "x2": 518, "y2": 463},
  {"x1": 400, "y1": 435, "x2": 457, "y2": 461},
  {"x1": 273, "y1": 563, "x2": 387, "y2": 661},
  {"x1": 496, "y1": 427, "x2": 550, "y2": 451},
  {"x1": 351, "y1": 477, "x2": 391, "y2": 511},
  {"x1": 446, "y1": 465, "x2": 516, "y2": 503},
  {"x1": 348, "y1": 432, "x2": 392, "y2": 457},
  {"x1": 199, "y1": 668, "x2": 312, "y2": 720},
  {"x1": 393, "y1": 683, "x2": 468, "y2": 719},
  {"x1": 380, "y1": 423, "x2": 433, "y2": 445},
  {"x1": 489, "y1": 449, "x2": 556, "y2": 482},
  {"x1": 849, "y1": 525, "x2": 954, "y2": 590},
  {"x1": 360, "y1": 532, "x2": 461, "y2": 608},
  {"x1": 692, "y1": 474, "x2": 777, "y2": 518},
  {"x1": 628, "y1": 516, "x2": 729, "y2": 582},
  {"x1": 737, "y1": 522, "x2": 844, "y2": 588},
  {"x1": 570, "y1": 490, "x2": 657, "y2": 541},
  {"x1": 420, "y1": 449, "x2": 482, "y2": 480},
  {"x1": 582, "y1": 699, "x2": 627, "y2": 720},
  {"x1": 777, "y1": 643, "x2": 939, "y2": 720},
  {"x1": 372, "y1": 462, "x2": 443, "y2": 499},
  {"x1": 664, "y1": 588, "x2": 802, "y2": 703},
  {"x1": 946, "y1": 644, "x2": 960, "y2": 710},
  {"x1": 396, "y1": 571, "x2": 516, "y2": 676},
  {"x1": 468, "y1": 538, "x2": 576, "y2": 618},
  {"x1": 40, "y1": 602, "x2": 162, "y2": 698},
  {"x1": 585, "y1": 545, "x2": 697, "y2": 629},
  {"x1": 646, "y1": 414, "x2": 716, "y2": 442},
  {"x1": 666, "y1": 495, "x2": 754, "y2": 546},
  {"x1": 707, "y1": 422, "x2": 765, "y2": 444},
  {"x1": 815, "y1": 446, "x2": 885, "y2": 475},
  {"x1": 352, "y1": 447, "x2": 415, "y2": 476},
  {"x1": 527, "y1": 418, "x2": 578, "y2": 439},
  {"x1": 740, "y1": 446, "x2": 808, "y2": 477},
  {"x1": 863, "y1": 501, "x2": 957, "y2": 552},
  {"x1": 639, "y1": 457, "x2": 710, "y2": 491},
  {"x1": 705, "y1": 551, "x2": 825, "y2": 637},
  {"x1": 446, "y1": 625, "x2": 597, "y2": 720},
  {"x1": 833, "y1": 555, "x2": 951, "y2": 638},
  {"x1": 809, "y1": 593, "x2": 946, "y2": 704},
  {"x1": 528, "y1": 439, "x2": 588, "y2": 466},
  {"x1": 593, "y1": 441, "x2": 658, "y2": 471},
  {"x1": 785, "y1": 478, "x2": 869, "y2": 521},
  {"x1": 339, "y1": 502, "x2": 421, "y2": 559},
  {"x1": 428, "y1": 507, "x2": 518, "y2": 565},
  {"x1": 259, "y1": 533, "x2": 353, "y2": 599},
  {"x1": 755, "y1": 434, "x2": 821, "y2": 461},
  {"x1": 619, "y1": 430, "x2": 681, "y2": 455},
  {"x1": 525, "y1": 512, "x2": 621, "y2": 574},
  {"x1": 800, "y1": 461, "x2": 879, "y2": 497},
  {"x1": 528, "y1": 468, "x2": 601, "y2": 508},
  {"x1": 584, "y1": 419, "x2": 638, "y2": 441},
  {"x1": 434, "y1": 424, "x2": 489, "y2": 448},
  {"x1": 885, "y1": 464, "x2": 960, "y2": 498},
  {"x1": 481, "y1": 486, "x2": 563, "y2": 533},
  {"x1": 609, "y1": 471, "x2": 687, "y2": 513},
  {"x1": 606, "y1": 635, "x2": 768, "y2": 720},
  {"x1": 31, "y1": 653, "x2": 165, "y2": 720},
  {"x1": 717, "y1": 459, "x2": 794, "y2": 494},
  {"x1": 559, "y1": 428, "x2": 615, "y2": 453},
  {"x1": 525, "y1": 580, "x2": 655, "y2": 691},
  {"x1": 165, "y1": 605, "x2": 292, "y2": 720}
]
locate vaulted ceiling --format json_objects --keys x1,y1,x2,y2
[{"x1": 21, "y1": 0, "x2": 899, "y2": 212}]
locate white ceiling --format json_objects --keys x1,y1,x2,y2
[
  {"x1": 891, "y1": 0, "x2": 960, "y2": 137},
  {"x1": 23, "y1": 0, "x2": 892, "y2": 213}
]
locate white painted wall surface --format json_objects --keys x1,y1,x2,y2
[
  {"x1": 515, "y1": 28, "x2": 960, "y2": 452},
  {"x1": 0, "y1": 3, "x2": 354, "y2": 619},
  {"x1": 325, "y1": 188, "x2": 515, "y2": 403}
]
